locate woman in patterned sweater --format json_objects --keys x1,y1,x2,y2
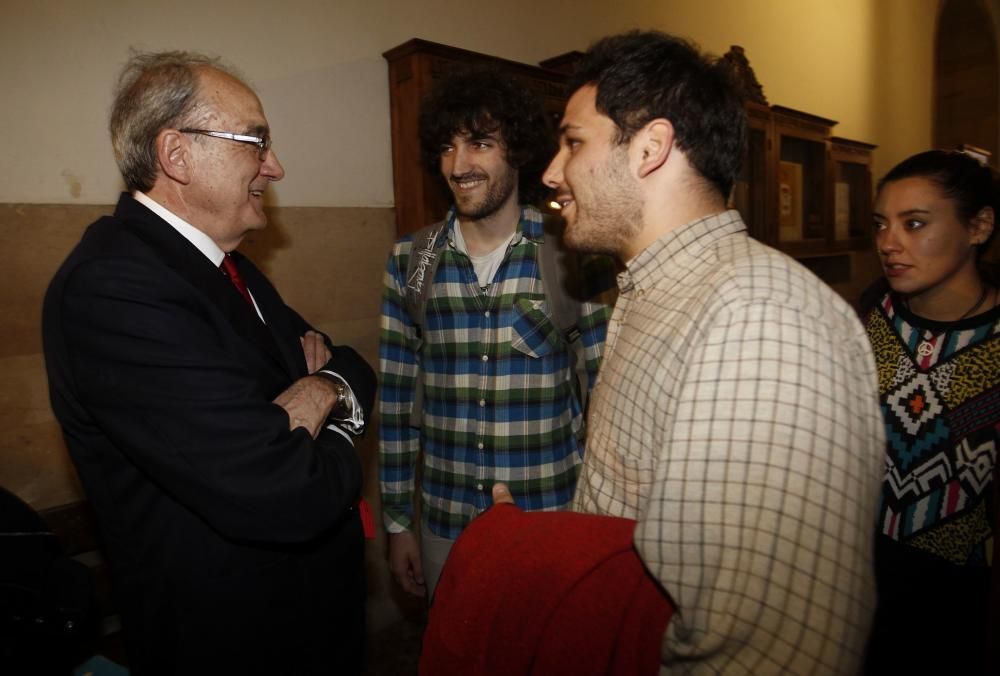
[{"x1": 861, "y1": 150, "x2": 998, "y2": 674}]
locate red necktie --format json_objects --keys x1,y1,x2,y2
[{"x1": 220, "y1": 255, "x2": 255, "y2": 310}]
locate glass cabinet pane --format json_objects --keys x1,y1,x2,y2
[
  {"x1": 833, "y1": 159, "x2": 873, "y2": 243},
  {"x1": 778, "y1": 136, "x2": 826, "y2": 243}
]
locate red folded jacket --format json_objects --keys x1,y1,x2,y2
[{"x1": 420, "y1": 504, "x2": 674, "y2": 675}]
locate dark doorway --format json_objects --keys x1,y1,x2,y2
[{"x1": 934, "y1": 0, "x2": 999, "y2": 166}]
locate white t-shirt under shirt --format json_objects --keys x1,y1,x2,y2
[{"x1": 454, "y1": 220, "x2": 516, "y2": 290}]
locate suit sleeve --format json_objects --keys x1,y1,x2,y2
[
  {"x1": 281, "y1": 303, "x2": 377, "y2": 427},
  {"x1": 60, "y1": 256, "x2": 362, "y2": 544},
  {"x1": 319, "y1": 345, "x2": 377, "y2": 425}
]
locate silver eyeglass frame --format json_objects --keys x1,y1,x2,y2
[{"x1": 179, "y1": 128, "x2": 271, "y2": 160}]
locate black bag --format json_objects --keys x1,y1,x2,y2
[{"x1": 0, "y1": 486, "x2": 96, "y2": 674}]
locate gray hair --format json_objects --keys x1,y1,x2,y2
[{"x1": 109, "y1": 50, "x2": 245, "y2": 193}]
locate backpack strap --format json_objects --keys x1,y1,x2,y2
[
  {"x1": 537, "y1": 219, "x2": 582, "y2": 343},
  {"x1": 404, "y1": 220, "x2": 448, "y2": 337},
  {"x1": 402, "y1": 220, "x2": 448, "y2": 428},
  {"x1": 537, "y1": 216, "x2": 588, "y2": 410}
]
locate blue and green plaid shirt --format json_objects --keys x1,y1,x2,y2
[{"x1": 379, "y1": 206, "x2": 615, "y2": 539}]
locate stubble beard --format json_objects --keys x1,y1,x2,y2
[
  {"x1": 452, "y1": 168, "x2": 518, "y2": 222},
  {"x1": 564, "y1": 148, "x2": 642, "y2": 256}
]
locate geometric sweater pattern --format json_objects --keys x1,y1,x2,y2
[{"x1": 864, "y1": 292, "x2": 999, "y2": 566}]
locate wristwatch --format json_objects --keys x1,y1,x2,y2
[{"x1": 330, "y1": 380, "x2": 353, "y2": 419}]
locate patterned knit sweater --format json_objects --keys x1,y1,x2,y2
[{"x1": 863, "y1": 291, "x2": 999, "y2": 566}]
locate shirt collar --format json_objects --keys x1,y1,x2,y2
[
  {"x1": 444, "y1": 204, "x2": 547, "y2": 250},
  {"x1": 619, "y1": 209, "x2": 746, "y2": 294},
  {"x1": 133, "y1": 191, "x2": 226, "y2": 267}
]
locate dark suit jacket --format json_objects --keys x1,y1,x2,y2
[{"x1": 42, "y1": 193, "x2": 375, "y2": 675}]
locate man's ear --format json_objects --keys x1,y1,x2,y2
[
  {"x1": 156, "y1": 129, "x2": 192, "y2": 185},
  {"x1": 971, "y1": 206, "x2": 995, "y2": 246},
  {"x1": 635, "y1": 119, "x2": 674, "y2": 179}
]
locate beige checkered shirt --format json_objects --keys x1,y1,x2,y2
[{"x1": 573, "y1": 210, "x2": 886, "y2": 675}]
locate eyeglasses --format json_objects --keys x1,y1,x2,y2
[{"x1": 179, "y1": 128, "x2": 272, "y2": 160}]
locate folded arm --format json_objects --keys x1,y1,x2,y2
[{"x1": 59, "y1": 257, "x2": 364, "y2": 544}]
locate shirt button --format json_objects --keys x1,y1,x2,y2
[
  {"x1": 477, "y1": 442, "x2": 484, "y2": 450},
  {"x1": 485, "y1": 311, "x2": 491, "y2": 318},
  {"x1": 476, "y1": 483, "x2": 484, "y2": 491},
  {"x1": 481, "y1": 354, "x2": 489, "y2": 362},
  {"x1": 479, "y1": 399, "x2": 486, "y2": 407}
]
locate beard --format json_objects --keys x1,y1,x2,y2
[
  {"x1": 563, "y1": 147, "x2": 642, "y2": 256},
  {"x1": 451, "y1": 167, "x2": 518, "y2": 222}
]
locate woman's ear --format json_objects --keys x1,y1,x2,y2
[{"x1": 971, "y1": 206, "x2": 995, "y2": 246}]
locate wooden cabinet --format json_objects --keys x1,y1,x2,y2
[
  {"x1": 830, "y1": 137, "x2": 877, "y2": 249},
  {"x1": 772, "y1": 106, "x2": 835, "y2": 253},
  {"x1": 767, "y1": 109, "x2": 877, "y2": 258},
  {"x1": 731, "y1": 101, "x2": 773, "y2": 240},
  {"x1": 721, "y1": 49, "x2": 876, "y2": 262},
  {"x1": 382, "y1": 39, "x2": 570, "y2": 237}
]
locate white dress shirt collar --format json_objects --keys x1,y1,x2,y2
[{"x1": 133, "y1": 191, "x2": 226, "y2": 267}]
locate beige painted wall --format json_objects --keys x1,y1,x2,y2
[{"x1": 3, "y1": 0, "x2": 937, "y2": 207}]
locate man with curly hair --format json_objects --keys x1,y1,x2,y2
[{"x1": 378, "y1": 67, "x2": 616, "y2": 598}]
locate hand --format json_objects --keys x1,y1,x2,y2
[
  {"x1": 272, "y1": 375, "x2": 338, "y2": 438},
  {"x1": 492, "y1": 482, "x2": 515, "y2": 505},
  {"x1": 300, "y1": 330, "x2": 332, "y2": 374},
  {"x1": 388, "y1": 531, "x2": 426, "y2": 596}
]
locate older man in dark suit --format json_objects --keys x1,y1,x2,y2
[{"x1": 42, "y1": 51, "x2": 375, "y2": 675}]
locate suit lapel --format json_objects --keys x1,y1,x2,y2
[
  {"x1": 115, "y1": 195, "x2": 294, "y2": 379},
  {"x1": 230, "y1": 251, "x2": 306, "y2": 379}
]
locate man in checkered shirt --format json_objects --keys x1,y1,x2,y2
[
  {"x1": 539, "y1": 31, "x2": 886, "y2": 674},
  {"x1": 378, "y1": 67, "x2": 616, "y2": 600}
]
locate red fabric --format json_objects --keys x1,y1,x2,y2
[
  {"x1": 220, "y1": 254, "x2": 254, "y2": 309},
  {"x1": 358, "y1": 497, "x2": 375, "y2": 540},
  {"x1": 420, "y1": 504, "x2": 673, "y2": 676}
]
